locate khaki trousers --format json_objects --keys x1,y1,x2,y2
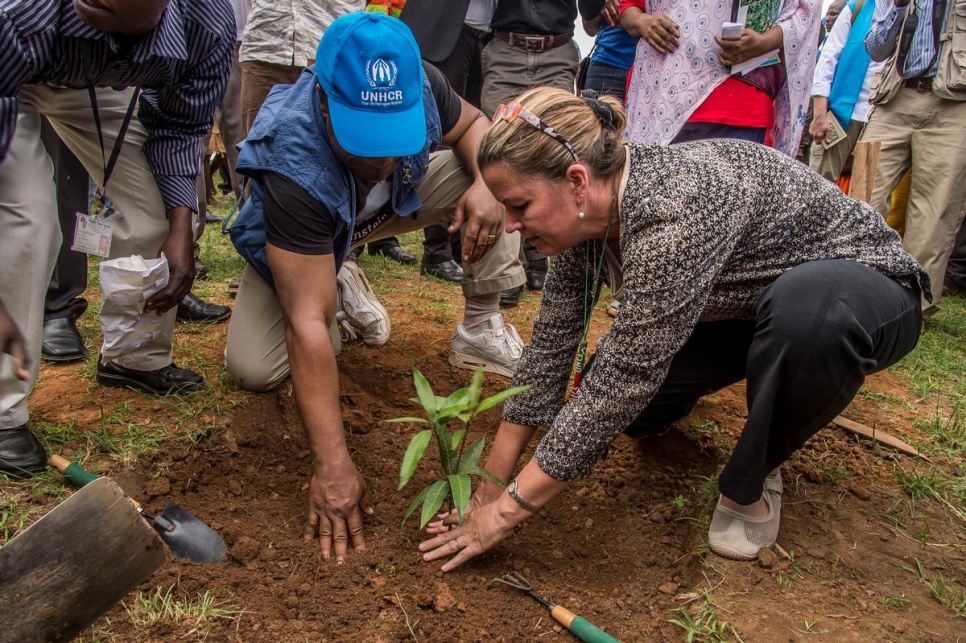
[
  {"x1": 0, "y1": 86, "x2": 177, "y2": 430},
  {"x1": 861, "y1": 89, "x2": 966, "y2": 304},
  {"x1": 240, "y1": 61, "x2": 303, "y2": 132},
  {"x1": 225, "y1": 150, "x2": 525, "y2": 392},
  {"x1": 808, "y1": 118, "x2": 865, "y2": 182}
]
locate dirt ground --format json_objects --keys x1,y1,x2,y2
[{"x1": 21, "y1": 272, "x2": 966, "y2": 642}]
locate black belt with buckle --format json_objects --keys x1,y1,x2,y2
[
  {"x1": 903, "y1": 76, "x2": 934, "y2": 93},
  {"x1": 463, "y1": 24, "x2": 491, "y2": 41},
  {"x1": 493, "y1": 30, "x2": 571, "y2": 53}
]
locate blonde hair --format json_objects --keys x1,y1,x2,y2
[{"x1": 478, "y1": 87, "x2": 627, "y2": 182}]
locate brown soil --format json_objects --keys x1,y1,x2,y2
[{"x1": 22, "y1": 278, "x2": 966, "y2": 642}]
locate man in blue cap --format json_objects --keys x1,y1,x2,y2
[{"x1": 225, "y1": 12, "x2": 525, "y2": 563}]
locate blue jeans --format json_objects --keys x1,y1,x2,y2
[{"x1": 583, "y1": 60, "x2": 628, "y2": 103}]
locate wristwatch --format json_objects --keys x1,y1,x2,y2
[{"x1": 507, "y1": 479, "x2": 542, "y2": 514}]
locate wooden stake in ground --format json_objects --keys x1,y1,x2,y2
[
  {"x1": 848, "y1": 141, "x2": 881, "y2": 204},
  {"x1": 832, "y1": 415, "x2": 926, "y2": 460}
]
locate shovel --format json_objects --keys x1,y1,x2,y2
[
  {"x1": 48, "y1": 455, "x2": 227, "y2": 564},
  {"x1": 0, "y1": 477, "x2": 167, "y2": 643}
]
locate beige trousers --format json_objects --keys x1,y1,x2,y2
[
  {"x1": 225, "y1": 150, "x2": 525, "y2": 392},
  {"x1": 861, "y1": 89, "x2": 966, "y2": 305},
  {"x1": 808, "y1": 118, "x2": 865, "y2": 182},
  {"x1": 0, "y1": 86, "x2": 177, "y2": 430}
]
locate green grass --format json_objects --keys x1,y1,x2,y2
[
  {"x1": 124, "y1": 584, "x2": 247, "y2": 629},
  {"x1": 892, "y1": 296, "x2": 966, "y2": 403},
  {"x1": 904, "y1": 560, "x2": 966, "y2": 618},
  {"x1": 669, "y1": 589, "x2": 744, "y2": 642}
]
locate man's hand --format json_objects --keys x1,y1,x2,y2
[
  {"x1": 636, "y1": 14, "x2": 681, "y2": 54},
  {"x1": 146, "y1": 206, "x2": 195, "y2": 313},
  {"x1": 715, "y1": 27, "x2": 780, "y2": 66},
  {"x1": 303, "y1": 459, "x2": 374, "y2": 564},
  {"x1": 452, "y1": 179, "x2": 504, "y2": 264},
  {"x1": 0, "y1": 300, "x2": 28, "y2": 395},
  {"x1": 809, "y1": 111, "x2": 832, "y2": 143}
]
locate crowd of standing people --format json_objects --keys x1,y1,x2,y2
[{"x1": 0, "y1": 0, "x2": 962, "y2": 574}]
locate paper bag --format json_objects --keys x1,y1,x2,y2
[{"x1": 99, "y1": 255, "x2": 170, "y2": 363}]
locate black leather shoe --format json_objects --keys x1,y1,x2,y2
[
  {"x1": 205, "y1": 213, "x2": 224, "y2": 224},
  {"x1": 370, "y1": 244, "x2": 416, "y2": 265},
  {"x1": 196, "y1": 265, "x2": 210, "y2": 281},
  {"x1": 500, "y1": 285, "x2": 523, "y2": 308},
  {"x1": 97, "y1": 361, "x2": 204, "y2": 396},
  {"x1": 176, "y1": 293, "x2": 232, "y2": 323},
  {"x1": 525, "y1": 258, "x2": 548, "y2": 291},
  {"x1": 420, "y1": 260, "x2": 464, "y2": 283},
  {"x1": 0, "y1": 426, "x2": 48, "y2": 478},
  {"x1": 41, "y1": 317, "x2": 86, "y2": 363}
]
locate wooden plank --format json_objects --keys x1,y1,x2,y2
[
  {"x1": 0, "y1": 478, "x2": 166, "y2": 643},
  {"x1": 848, "y1": 141, "x2": 881, "y2": 204},
  {"x1": 832, "y1": 415, "x2": 926, "y2": 459}
]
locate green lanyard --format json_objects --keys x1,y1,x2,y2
[{"x1": 572, "y1": 192, "x2": 616, "y2": 392}]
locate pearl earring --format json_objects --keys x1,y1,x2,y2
[
  {"x1": 578, "y1": 210, "x2": 585, "y2": 219},
  {"x1": 577, "y1": 193, "x2": 585, "y2": 219}
]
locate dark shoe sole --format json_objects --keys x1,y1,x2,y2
[
  {"x1": 176, "y1": 310, "x2": 232, "y2": 324},
  {"x1": 0, "y1": 461, "x2": 48, "y2": 479},
  {"x1": 96, "y1": 372, "x2": 205, "y2": 397},
  {"x1": 40, "y1": 350, "x2": 87, "y2": 364}
]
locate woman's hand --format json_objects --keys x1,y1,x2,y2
[
  {"x1": 424, "y1": 481, "x2": 504, "y2": 535},
  {"x1": 715, "y1": 26, "x2": 782, "y2": 67},
  {"x1": 419, "y1": 498, "x2": 520, "y2": 572},
  {"x1": 809, "y1": 111, "x2": 831, "y2": 143},
  {"x1": 637, "y1": 13, "x2": 680, "y2": 54}
]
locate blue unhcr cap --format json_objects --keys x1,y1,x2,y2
[{"x1": 315, "y1": 12, "x2": 425, "y2": 158}]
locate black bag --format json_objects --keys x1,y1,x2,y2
[{"x1": 575, "y1": 37, "x2": 598, "y2": 93}]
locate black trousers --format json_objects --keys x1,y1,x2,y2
[
  {"x1": 40, "y1": 119, "x2": 89, "y2": 321},
  {"x1": 623, "y1": 260, "x2": 922, "y2": 505}
]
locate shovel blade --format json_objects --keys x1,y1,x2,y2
[{"x1": 153, "y1": 503, "x2": 227, "y2": 564}]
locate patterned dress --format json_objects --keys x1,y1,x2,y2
[{"x1": 501, "y1": 141, "x2": 928, "y2": 481}]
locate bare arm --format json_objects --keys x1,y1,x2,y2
[
  {"x1": 622, "y1": 5, "x2": 680, "y2": 55},
  {"x1": 267, "y1": 243, "x2": 372, "y2": 564}
]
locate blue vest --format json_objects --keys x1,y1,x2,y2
[
  {"x1": 827, "y1": 0, "x2": 876, "y2": 127},
  {"x1": 230, "y1": 67, "x2": 442, "y2": 286}
]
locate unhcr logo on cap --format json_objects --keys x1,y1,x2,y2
[{"x1": 362, "y1": 57, "x2": 403, "y2": 107}]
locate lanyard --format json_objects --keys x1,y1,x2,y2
[{"x1": 81, "y1": 44, "x2": 142, "y2": 214}]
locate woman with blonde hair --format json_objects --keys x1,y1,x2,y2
[{"x1": 419, "y1": 86, "x2": 926, "y2": 568}]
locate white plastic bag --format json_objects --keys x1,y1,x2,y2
[{"x1": 99, "y1": 254, "x2": 171, "y2": 363}]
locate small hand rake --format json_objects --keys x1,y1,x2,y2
[{"x1": 490, "y1": 571, "x2": 621, "y2": 643}]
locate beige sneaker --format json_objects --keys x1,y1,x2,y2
[
  {"x1": 708, "y1": 471, "x2": 783, "y2": 561},
  {"x1": 336, "y1": 261, "x2": 390, "y2": 346},
  {"x1": 449, "y1": 314, "x2": 524, "y2": 378}
]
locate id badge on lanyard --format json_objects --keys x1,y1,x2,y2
[{"x1": 70, "y1": 44, "x2": 141, "y2": 258}]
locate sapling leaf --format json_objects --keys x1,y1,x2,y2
[
  {"x1": 451, "y1": 429, "x2": 467, "y2": 452},
  {"x1": 437, "y1": 388, "x2": 471, "y2": 420},
  {"x1": 420, "y1": 479, "x2": 450, "y2": 529},
  {"x1": 474, "y1": 467, "x2": 506, "y2": 489},
  {"x1": 412, "y1": 369, "x2": 437, "y2": 421},
  {"x1": 457, "y1": 437, "x2": 485, "y2": 474},
  {"x1": 448, "y1": 473, "x2": 471, "y2": 524},
  {"x1": 401, "y1": 483, "x2": 432, "y2": 526},
  {"x1": 476, "y1": 385, "x2": 533, "y2": 413},
  {"x1": 467, "y1": 365, "x2": 485, "y2": 410},
  {"x1": 398, "y1": 430, "x2": 432, "y2": 490},
  {"x1": 434, "y1": 426, "x2": 453, "y2": 473},
  {"x1": 386, "y1": 417, "x2": 430, "y2": 424}
]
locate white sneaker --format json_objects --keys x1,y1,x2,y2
[
  {"x1": 336, "y1": 261, "x2": 390, "y2": 346},
  {"x1": 449, "y1": 314, "x2": 524, "y2": 378}
]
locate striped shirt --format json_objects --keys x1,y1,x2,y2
[
  {"x1": 866, "y1": 0, "x2": 949, "y2": 78},
  {"x1": 0, "y1": 0, "x2": 235, "y2": 212}
]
